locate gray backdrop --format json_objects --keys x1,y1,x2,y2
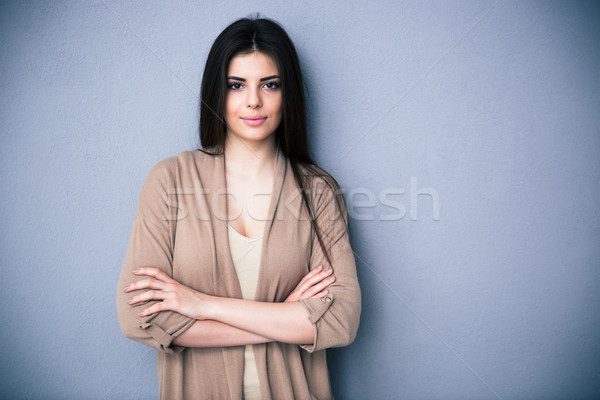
[{"x1": 1, "y1": 1, "x2": 599, "y2": 399}]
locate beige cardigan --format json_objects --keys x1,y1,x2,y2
[{"x1": 116, "y1": 149, "x2": 361, "y2": 399}]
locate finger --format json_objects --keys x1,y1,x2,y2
[
  {"x1": 138, "y1": 302, "x2": 164, "y2": 317},
  {"x1": 132, "y1": 267, "x2": 174, "y2": 283},
  {"x1": 315, "y1": 289, "x2": 329, "y2": 299},
  {"x1": 297, "y1": 268, "x2": 333, "y2": 294},
  {"x1": 124, "y1": 278, "x2": 168, "y2": 293},
  {"x1": 127, "y1": 290, "x2": 168, "y2": 305},
  {"x1": 297, "y1": 265, "x2": 323, "y2": 286},
  {"x1": 303, "y1": 275, "x2": 336, "y2": 298}
]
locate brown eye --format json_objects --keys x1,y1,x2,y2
[{"x1": 264, "y1": 82, "x2": 280, "y2": 89}]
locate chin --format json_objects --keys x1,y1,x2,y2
[{"x1": 229, "y1": 127, "x2": 277, "y2": 143}]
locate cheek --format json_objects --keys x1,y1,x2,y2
[{"x1": 224, "y1": 96, "x2": 237, "y2": 119}]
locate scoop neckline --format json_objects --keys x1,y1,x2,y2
[{"x1": 227, "y1": 223, "x2": 264, "y2": 242}]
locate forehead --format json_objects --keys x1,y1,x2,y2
[{"x1": 227, "y1": 52, "x2": 279, "y2": 77}]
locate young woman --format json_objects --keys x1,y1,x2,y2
[{"x1": 116, "y1": 17, "x2": 361, "y2": 399}]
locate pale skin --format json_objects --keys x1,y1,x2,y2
[{"x1": 124, "y1": 52, "x2": 335, "y2": 347}]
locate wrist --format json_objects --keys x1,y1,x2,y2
[{"x1": 201, "y1": 294, "x2": 221, "y2": 320}]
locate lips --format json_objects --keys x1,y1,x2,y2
[{"x1": 241, "y1": 115, "x2": 267, "y2": 126}]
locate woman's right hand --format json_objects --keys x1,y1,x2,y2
[{"x1": 284, "y1": 265, "x2": 335, "y2": 302}]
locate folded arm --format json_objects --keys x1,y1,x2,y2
[
  {"x1": 172, "y1": 320, "x2": 271, "y2": 347},
  {"x1": 125, "y1": 264, "x2": 335, "y2": 347}
]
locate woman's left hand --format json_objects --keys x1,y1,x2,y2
[
  {"x1": 284, "y1": 264, "x2": 335, "y2": 303},
  {"x1": 124, "y1": 267, "x2": 208, "y2": 320}
]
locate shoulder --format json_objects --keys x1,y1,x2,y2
[
  {"x1": 145, "y1": 149, "x2": 218, "y2": 183},
  {"x1": 146, "y1": 153, "x2": 180, "y2": 177},
  {"x1": 299, "y1": 163, "x2": 341, "y2": 195},
  {"x1": 297, "y1": 163, "x2": 345, "y2": 212},
  {"x1": 138, "y1": 150, "x2": 219, "y2": 209}
]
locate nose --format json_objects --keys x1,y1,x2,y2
[{"x1": 247, "y1": 87, "x2": 261, "y2": 109}]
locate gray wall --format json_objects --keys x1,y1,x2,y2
[{"x1": 1, "y1": 1, "x2": 599, "y2": 399}]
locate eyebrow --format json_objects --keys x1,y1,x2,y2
[{"x1": 227, "y1": 75, "x2": 280, "y2": 82}]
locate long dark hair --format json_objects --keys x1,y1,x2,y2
[{"x1": 198, "y1": 17, "x2": 347, "y2": 265}]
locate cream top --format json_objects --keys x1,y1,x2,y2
[{"x1": 227, "y1": 223, "x2": 264, "y2": 400}]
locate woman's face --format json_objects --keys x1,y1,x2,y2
[{"x1": 224, "y1": 52, "x2": 283, "y2": 147}]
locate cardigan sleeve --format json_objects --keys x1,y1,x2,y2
[
  {"x1": 299, "y1": 177, "x2": 361, "y2": 353},
  {"x1": 116, "y1": 159, "x2": 196, "y2": 354}
]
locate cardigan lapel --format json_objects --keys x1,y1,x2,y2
[
  {"x1": 254, "y1": 148, "x2": 287, "y2": 302},
  {"x1": 197, "y1": 150, "x2": 243, "y2": 299}
]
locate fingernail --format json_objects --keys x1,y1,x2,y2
[
  {"x1": 325, "y1": 268, "x2": 332, "y2": 273},
  {"x1": 317, "y1": 265, "x2": 323, "y2": 271},
  {"x1": 327, "y1": 275, "x2": 335, "y2": 282},
  {"x1": 138, "y1": 311, "x2": 145, "y2": 316},
  {"x1": 123, "y1": 286, "x2": 129, "y2": 292},
  {"x1": 132, "y1": 269, "x2": 139, "y2": 273},
  {"x1": 127, "y1": 298, "x2": 133, "y2": 304},
  {"x1": 322, "y1": 289, "x2": 328, "y2": 295}
]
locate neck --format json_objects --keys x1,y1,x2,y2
[{"x1": 223, "y1": 135, "x2": 278, "y2": 177}]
